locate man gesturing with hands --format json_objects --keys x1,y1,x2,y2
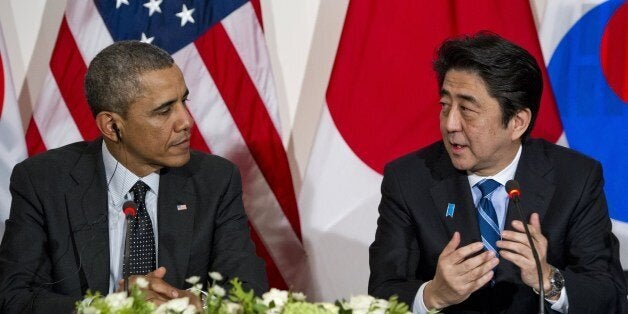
[{"x1": 368, "y1": 33, "x2": 625, "y2": 313}]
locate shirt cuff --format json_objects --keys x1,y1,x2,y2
[
  {"x1": 546, "y1": 286, "x2": 568, "y2": 313},
  {"x1": 412, "y1": 281, "x2": 431, "y2": 314}
]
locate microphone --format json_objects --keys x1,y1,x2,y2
[
  {"x1": 122, "y1": 200, "x2": 137, "y2": 292},
  {"x1": 506, "y1": 180, "x2": 545, "y2": 314}
]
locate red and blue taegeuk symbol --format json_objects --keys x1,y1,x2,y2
[{"x1": 548, "y1": 0, "x2": 628, "y2": 222}]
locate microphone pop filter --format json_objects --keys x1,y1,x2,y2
[
  {"x1": 506, "y1": 180, "x2": 521, "y2": 199},
  {"x1": 122, "y1": 200, "x2": 137, "y2": 217}
]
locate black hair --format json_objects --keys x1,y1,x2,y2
[{"x1": 433, "y1": 31, "x2": 542, "y2": 141}]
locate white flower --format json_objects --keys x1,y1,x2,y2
[
  {"x1": 224, "y1": 301, "x2": 243, "y2": 313},
  {"x1": 318, "y1": 302, "x2": 340, "y2": 313},
  {"x1": 185, "y1": 276, "x2": 201, "y2": 285},
  {"x1": 189, "y1": 283, "x2": 203, "y2": 296},
  {"x1": 345, "y1": 295, "x2": 375, "y2": 312},
  {"x1": 291, "y1": 292, "x2": 306, "y2": 301},
  {"x1": 79, "y1": 296, "x2": 95, "y2": 307},
  {"x1": 135, "y1": 276, "x2": 149, "y2": 289},
  {"x1": 182, "y1": 304, "x2": 197, "y2": 314},
  {"x1": 155, "y1": 297, "x2": 191, "y2": 313},
  {"x1": 209, "y1": 271, "x2": 223, "y2": 281},
  {"x1": 104, "y1": 291, "x2": 133, "y2": 310},
  {"x1": 371, "y1": 298, "x2": 389, "y2": 313},
  {"x1": 261, "y1": 288, "x2": 289, "y2": 308},
  {"x1": 210, "y1": 285, "x2": 226, "y2": 297},
  {"x1": 266, "y1": 308, "x2": 281, "y2": 314},
  {"x1": 80, "y1": 307, "x2": 101, "y2": 314}
]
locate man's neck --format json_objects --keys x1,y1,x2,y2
[{"x1": 103, "y1": 139, "x2": 160, "y2": 177}]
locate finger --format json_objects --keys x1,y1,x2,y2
[
  {"x1": 145, "y1": 290, "x2": 170, "y2": 305},
  {"x1": 458, "y1": 250, "x2": 495, "y2": 275},
  {"x1": 529, "y1": 213, "x2": 541, "y2": 232},
  {"x1": 461, "y1": 255, "x2": 499, "y2": 284},
  {"x1": 147, "y1": 266, "x2": 167, "y2": 279},
  {"x1": 499, "y1": 249, "x2": 534, "y2": 269},
  {"x1": 441, "y1": 232, "x2": 461, "y2": 257},
  {"x1": 449, "y1": 241, "x2": 485, "y2": 264},
  {"x1": 496, "y1": 240, "x2": 531, "y2": 256},
  {"x1": 509, "y1": 220, "x2": 527, "y2": 233},
  {"x1": 467, "y1": 270, "x2": 495, "y2": 292},
  {"x1": 145, "y1": 277, "x2": 180, "y2": 299},
  {"x1": 526, "y1": 213, "x2": 544, "y2": 240},
  {"x1": 501, "y1": 229, "x2": 530, "y2": 245}
]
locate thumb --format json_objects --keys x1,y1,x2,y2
[
  {"x1": 529, "y1": 212, "x2": 542, "y2": 233},
  {"x1": 149, "y1": 266, "x2": 167, "y2": 279},
  {"x1": 442, "y1": 231, "x2": 461, "y2": 256}
]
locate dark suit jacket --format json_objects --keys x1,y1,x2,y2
[
  {"x1": 369, "y1": 139, "x2": 626, "y2": 313},
  {"x1": 0, "y1": 139, "x2": 268, "y2": 313}
]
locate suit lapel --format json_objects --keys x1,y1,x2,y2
[
  {"x1": 429, "y1": 150, "x2": 481, "y2": 247},
  {"x1": 506, "y1": 141, "x2": 555, "y2": 231},
  {"x1": 66, "y1": 140, "x2": 111, "y2": 294},
  {"x1": 158, "y1": 168, "x2": 195, "y2": 288},
  {"x1": 498, "y1": 141, "x2": 555, "y2": 283}
]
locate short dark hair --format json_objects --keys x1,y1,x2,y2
[
  {"x1": 433, "y1": 32, "x2": 542, "y2": 141},
  {"x1": 84, "y1": 41, "x2": 174, "y2": 117}
]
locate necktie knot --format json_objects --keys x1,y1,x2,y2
[
  {"x1": 477, "y1": 179, "x2": 500, "y2": 198},
  {"x1": 131, "y1": 181, "x2": 149, "y2": 203}
]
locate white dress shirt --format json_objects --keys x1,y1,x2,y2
[
  {"x1": 102, "y1": 143, "x2": 160, "y2": 293},
  {"x1": 413, "y1": 145, "x2": 568, "y2": 313}
]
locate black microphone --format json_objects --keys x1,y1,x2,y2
[
  {"x1": 506, "y1": 180, "x2": 545, "y2": 314},
  {"x1": 122, "y1": 200, "x2": 137, "y2": 292}
]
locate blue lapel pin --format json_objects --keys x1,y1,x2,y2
[{"x1": 445, "y1": 203, "x2": 455, "y2": 218}]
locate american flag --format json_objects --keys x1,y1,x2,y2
[
  {"x1": 8, "y1": 0, "x2": 306, "y2": 290},
  {"x1": 0, "y1": 22, "x2": 27, "y2": 241}
]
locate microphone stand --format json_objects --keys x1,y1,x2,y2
[
  {"x1": 507, "y1": 180, "x2": 545, "y2": 314},
  {"x1": 122, "y1": 201, "x2": 137, "y2": 292}
]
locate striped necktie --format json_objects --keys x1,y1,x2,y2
[{"x1": 476, "y1": 179, "x2": 501, "y2": 254}]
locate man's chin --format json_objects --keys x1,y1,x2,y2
[
  {"x1": 162, "y1": 154, "x2": 191, "y2": 169},
  {"x1": 449, "y1": 156, "x2": 473, "y2": 172}
]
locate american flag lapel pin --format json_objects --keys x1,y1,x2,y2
[{"x1": 177, "y1": 204, "x2": 188, "y2": 211}]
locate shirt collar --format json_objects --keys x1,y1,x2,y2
[
  {"x1": 102, "y1": 142, "x2": 160, "y2": 210},
  {"x1": 467, "y1": 144, "x2": 522, "y2": 187}
]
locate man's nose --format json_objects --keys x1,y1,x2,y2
[
  {"x1": 175, "y1": 103, "x2": 194, "y2": 131},
  {"x1": 444, "y1": 107, "x2": 462, "y2": 132}
]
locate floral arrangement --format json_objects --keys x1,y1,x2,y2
[{"x1": 75, "y1": 272, "x2": 410, "y2": 314}]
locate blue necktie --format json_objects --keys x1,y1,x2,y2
[{"x1": 476, "y1": 179, "x2": 501, "y2": 254}]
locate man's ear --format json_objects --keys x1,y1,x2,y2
[
  {"x1": 96, "y1": 112, "x2": 122, "y2": 142},
  {"x1": 510, "y1": 108, "x2": 532, "y2": 141}
]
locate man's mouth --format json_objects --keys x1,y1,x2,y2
[
  {"x1": 449, "y1": 141, "x2": 467, "y2": 152},
  {"x1": 172, "y1": 138, "x2": 190, "y2": 147}
]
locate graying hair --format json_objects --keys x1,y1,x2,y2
[{"x1": 84, "y1": 40, "x2": 174, "y2": 117}]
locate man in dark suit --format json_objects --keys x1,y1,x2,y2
[
  {"x1": 0, "y1": 41, "x2": 267, "y2": 313},
  {"x1": 369, "y1": 33, "x2": 626, "y2": 313}
]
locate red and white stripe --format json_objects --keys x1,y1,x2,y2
[
  {"x1": 24, "y1": 0, "x2": 304, "y2": 289},
  {"x1": 0, "y1": 23, "x2": 28, "y2": 239}
]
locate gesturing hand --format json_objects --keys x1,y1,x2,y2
[
  {"x1": 424, "y1": 232, "x2": 499, "y2": 309},
  {"x1": 117, "y1": 266, "x2": 202, "y2": 310},
  {"x1": 497, "y1": 213, "x2": 552, "y2": 296}
]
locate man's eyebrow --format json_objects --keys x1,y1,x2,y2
[
  {"x1": 439, "y1": 89, "x2": 479, "y2": 105},
  {"x1": 458, "y1": 94, "x2": 478, "y2": 104}
]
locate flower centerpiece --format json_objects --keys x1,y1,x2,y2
[{"x1": 76, "y1": 272, "x2": 411, "y2": 314}]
